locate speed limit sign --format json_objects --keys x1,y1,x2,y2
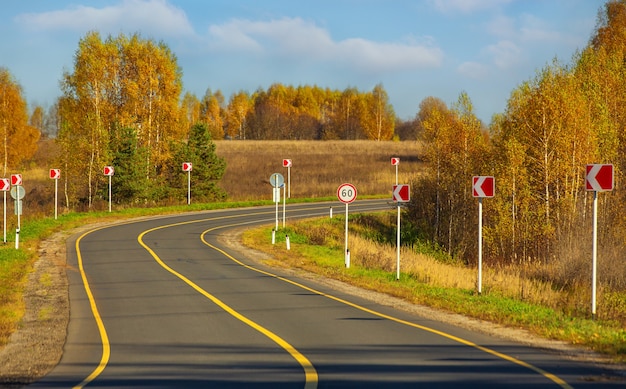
[{"x1": 337, "y1": 183, "x2": 357, "y2": 204}]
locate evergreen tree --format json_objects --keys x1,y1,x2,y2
[{"x1": 171, "y1": 123, "x2": 226, "y2": 202}]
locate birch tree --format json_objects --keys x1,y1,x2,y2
[
  {"x1": 360, "y1": 84, "x2": 395, "y2": 141},
  {"x1": 0, "y1": 68, "x2": 40, "y2": 174}
]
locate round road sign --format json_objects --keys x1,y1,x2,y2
[
  {"x1": 269, "y1": 173, "x2": 284, "y2": 188},
  {"x1": 10, "y1": 185, "x2": 25, "y2": 200},
  {"x1": 337, "y1": 183, "x2": 357, "y2": 204}
]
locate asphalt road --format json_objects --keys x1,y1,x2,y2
[{"x1": 32, "y1": 200, "x2": 622, "y2": 388}]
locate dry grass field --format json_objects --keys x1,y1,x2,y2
[{"x1": 214, "y1": 140, "x2": 425, "y2": 201}]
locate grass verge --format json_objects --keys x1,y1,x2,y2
[{"x1": 241, "y1": 217, "x2": 626, "y2": 363}]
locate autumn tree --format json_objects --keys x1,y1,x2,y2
[
  {"x1": 0, "y1": 67, "x2": 40, "y2": 175},
  {"x1": 58, "y1": 31, "x2": 183, "y2": 208},
  {"x1": 118, "y1": 33, "x2": 183, "y2": 177},
  {"x1": 180, "y1": 92, "x2": 200, "y2": 134},
  {"x1": 359, "y1": 84, "x2": 395, "y2": 141},
  {"x1": 225, "y1": 90, "x2": 251, "y2": 139},
  {"x1": 200, "y1": 89, "x2": 225, "y2": 140},
  {"x1": 29, "y1": 105, "x2": 45, "y2": 135},
  {"x1": 407, "y1": 93, "x2": 488, "y2": 261}
]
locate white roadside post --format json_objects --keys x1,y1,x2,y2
[
  {"x1": 585, "y1": 164, "x2": 614, "y2": 320},
  {"x1": 270, "y1": 173, "x2": 285, "y2": 232},
  {"x1": 392, "y1": 184, "x2": 410, "y2": 280},
  {"x1": 283, "y1": 159, "x2": 292, "y2": 198},
  {"x1": 1, "y1": 178, "x2": 9, "y2": 243},
  {"x1": 103, "y1": 166, "x2": 114, "y2": 212},
  {"x1": 282, "y1": 182, "x2": 286, "y2": 228},
  {"x1": 182, "y1": 162, "x2": 192, "y2": 205},
  {"x1": 50, "y1": 169, "x2": 60, "y2": 219},
  {"x1": 337, "y1": 183, "x2": 357, "y2": 268},
  {"x1": 10, "y1": 175, "x2": 24, "y2": 250},
  {"x1": 472, "y1": 176, "x2": 495, "y2": 295}
]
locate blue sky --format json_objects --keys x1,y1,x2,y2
[{"x1": 1, "y1": 0, "x2": 604, "y2": 124}]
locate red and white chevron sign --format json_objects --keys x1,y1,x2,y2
[
  {"x1": 472, "y1": 176, "x2": 494, "y2": 198},
  {"x1": 182, "y1": 162, "x2": 193, "y2": 172},
  {"x1": 11, "y1": 174, "x2": 22, "y2": 186},
  {"x1": 283, "y1": 159, "x2": 292, "y2": 168},
  {"x1": 0, "y1": 178, "x2": 9, "y2": 191},
  {"x1": 391, "y1": 157, "x2": 400, "y2": 166},
  {"x1": 103, "y1": 166, "x2": 114, "y2": 176},
  {"x1": 586, "y1": 164, "x2": 613, "y2": 191},
  {"x1": 392, "y1": 184, "x2": 410, "y2": 202},
  {"x1": 49, "y1": 169, "x2": 61, "y2": 179}
]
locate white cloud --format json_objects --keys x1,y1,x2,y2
[
  {"x1": 486, "y1": 14, "x2": 517, "y2": 39},
  {"x1": 430, "y1": 0, "x2": 513, "y2": 14},
  {"x1": 486, "y1": 40, "x2": 522, "y2": 69},
  {"x1": 457, "y1": 62, "x2": 488, "y2": 79},
  {"x1": 518, "y1": 13, "x2": 563, "y2": 43},
  {"x1": 207, "y1": 17, "x2": 443, "y2": 73},
  {"x1": 15, "y1": 0, "x2": 194, "y2": 37}
]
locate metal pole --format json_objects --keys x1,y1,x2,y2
[
  {"x1": 345, "y1": 203, "x2": 349, "y2": 268},
  {"x1": 288, "y1": 166, "x2": 291, "y2": 198},
  {"x1": 592, "y1": 190, "x2": 598, "y2": 319},
  {"x1": 187, "y1": 170, "x2": 191, "y2": 205},
  {"x1": 15, "y1": 199, "x2": 20, "y2": 249},
  {"x1": 396, "y1": 204, "x2": 401, "y2": 280},
  {"x1": 54, "y1": 178, "x2": 58, "y2": 219},
  {"x1": 478, "y1": 198, "x2": 483, "y2": 294},
  {"x1": 275, "y1": 188, "x2": 279, "y2": 231},
  {"x1": 3, "y1": 191, "x2": 6, "y2": 243},
  {"x1": 395, "y1": 164, "x2": 398, "y2": 185},
  {"x1": 108, "y1": 174, "x2": 112, "y2": 212},
  {"x1": 282, "y1": 184, "x2": 286, "y2": 228}
]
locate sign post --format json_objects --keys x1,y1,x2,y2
[
  {"x1": 585, "y1": 164, "x2": 614, "y2": 319},
  {"x1": 392, "y1": 184, "x2": 410, "y2": 280},
  {"x1": 270, "y1": 173, "x2": 285, "y2": 231},
  {"x1": 391, "y1": 157, "x2": 400, "y2": 185},
  {"x1": 182, "y1": 162, "x2": 193, "y2": 205},
  {"x1": 10, "y1": 185, "x2": 25, "y2": 249},
  {"x1": 283, "y1": 159, "x2": 292, "y2": 198},
  {"x1": 0, "y1": 178, "x2": 9, "y2": 243},
  {"x1": 103, "y1": 166, "x2": 114, "y2": 212},
  {"x1": 50, "y1": 169, "x2": 60, "y2": 219},
  {"x1": 337, "y1": 183, "x2": 357, "y2": 268},
  {"x1": 472, "y1": 176, "x2": 495, "y2": 294},
  {"x1": 282, "y1": 182, "x2": 286, "y2": 228}
]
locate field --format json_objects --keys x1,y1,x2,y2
[{"x1": 214, "y1": 140, "x2": 425, "y2": 201}]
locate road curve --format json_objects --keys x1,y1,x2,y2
[{"x1": 32, "y1": 200, "x2": 621, "y2": 388}]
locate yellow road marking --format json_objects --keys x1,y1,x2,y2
[
  {"x1": 73, "y1": 226, "x2": 112, "y2": 389},
  {"x1": 200, "y1": 221, "x2": 573, "y2": 389},
  {"x1": 72, "y1": 206, "x2": 325, "y2": 387},
  {"x1": 137, "y1": 213, "x2": 319, "y2": 389}
]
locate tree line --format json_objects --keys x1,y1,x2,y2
[
  {"x1": 408, "y1": 1, "x2": 626, "y2": 285},
  {"x1": 46, "y1": 31, "x2": 396, "y2": 208},
  {"x1": 1, "y1": 30, "x2": 400, "y2": 209}
]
